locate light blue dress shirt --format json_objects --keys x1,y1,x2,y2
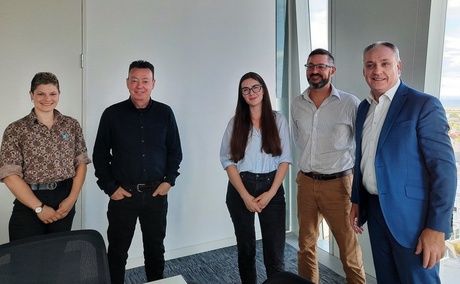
[{"x1": 220, "y1": 111, "x2": 292, "y2": 173}]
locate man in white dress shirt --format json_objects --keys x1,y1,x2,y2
[{"x1": 291, "y1": 48, "x2": 366, "y2": 284}]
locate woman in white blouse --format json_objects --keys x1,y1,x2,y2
[{"x1": 220, "y1": 72, "x2": 292, "y2": 284}]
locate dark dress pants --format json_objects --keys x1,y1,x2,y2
[
  {"x1": 226, "y1": 171, "x2": 286, "y2": 284},
  {"x1": 107, "y1": 191, "x2": 168, "y2": 284},
  {"x1": 368, "y1": 195, "x2": 440, "y2": 283},
  {"x1": 9, "y1": 179, "x2": 75, "y2": 241}
]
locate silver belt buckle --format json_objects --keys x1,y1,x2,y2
[
  {"x1": 136, "y1": 183, "x2": 146, "y2": 192},
  {"x1": 47, "y1": 182, "x2": 58, "y2": 190}
]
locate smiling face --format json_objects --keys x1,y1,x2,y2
[
  {"x1": 126, "y1": 67, "x2": 155, "y2": 108},
  {"x1": 241, "y1": 78, "x2": 264, "y2": 108},
  {"x1": 306, "y1": 54, "x2": 336, "y2": 89},
  {"x1": 30, "y1": 83, "x2": 60, "y2": 113},
  {"x1": 363, "y1": 44, "x2": 401, "y2": 99}
]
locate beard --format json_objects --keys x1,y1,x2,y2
[{"x1": 308, "y1": 74, "x2": 329, "y2": 89}]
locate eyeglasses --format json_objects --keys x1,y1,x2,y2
[
  {"x1": 304, "y1": 64, "x2": 333, "y2": 71},
  {"x1": 241, "y1": 84, "x2": 263, "y2": 95}
]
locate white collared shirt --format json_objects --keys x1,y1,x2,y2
[
  {"x1": 291, "y1": 85, "x2": 360, "y2": 174},
  {"x1": 361, "y1": 80, "x2": 401, "y2": 194}
]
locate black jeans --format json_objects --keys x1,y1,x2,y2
[
  {"x1": 9, "y1": 178, "x2": 75, "y2": 241},
  {"x1": 226, "y1": 171, "x2": 286, "y2": 284},
  {"x1": 107, "y1": 191, "x2": 168, "y2": 284}
]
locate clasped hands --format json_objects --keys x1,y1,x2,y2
[
  {"x1": 38, "y1": 197, "x2": 74, "y2": 224},
  {"x1": 243, "y1": 191, "x2": 274, "y2": 213}
]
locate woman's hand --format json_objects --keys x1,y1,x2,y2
[
  {"x1": 56, "y1": 197, "x2": 77, "y2": 219},
  {"x1": 37, "y1": 205, "x2": 62, "y2": 224},
  {"x1": 242, "y1": 194, "x2": 262, "y2": 213},
  {"x1": 253, "y1": 163, "x2": 288, "y2": 212},
  {"x1": 254, "y1": 191, "x2": 275, "y2": 211}
]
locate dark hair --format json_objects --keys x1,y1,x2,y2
[
  {"x1": 30, "y1": 72, "x2": 60, "y2": 93},
  {"x1": 308, "y1": 48, "x2": 335, "y2": 65},
  {"x1": 363, "y1": 41, "x2": 400, "y2": 61},
  {"x1": 129, "y1": 60, "x2": 155, "y2": 79},
  {"x1": 229, "y1": 72, "x2": 282, "y2": 162}
]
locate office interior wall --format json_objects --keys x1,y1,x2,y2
[
  {"x1": 83, "y1": 0, "x2": 276, "y2": 267},
  {"x1": 330, "y1": 0, "x2": 432, "y2": 101}
]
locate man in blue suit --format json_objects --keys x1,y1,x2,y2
[{"x1": 349, "y1": 41, "x2": 457, "y2": 283}]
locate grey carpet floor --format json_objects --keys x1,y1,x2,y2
[{"x1": 125, "y1": 241, "x2": 345, "y2": 283}]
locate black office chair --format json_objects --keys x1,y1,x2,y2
[{"x1": 0, "y1": 229, "x2": 110, "y2": 284}]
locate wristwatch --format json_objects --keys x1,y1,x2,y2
[{"x1": 35, "y1": 203, "x2": 44, "y2": 214}]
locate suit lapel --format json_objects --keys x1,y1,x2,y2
[
  {"x1": 376, "y1": 82, "x2": 408, "y2": 153},
  {"x1": 356, "y1": 102, "x2": 370, "y2": 151}
]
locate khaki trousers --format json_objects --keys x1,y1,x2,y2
[{"x1": 296, "y1": 171, "x2": 365, "y2": 284}]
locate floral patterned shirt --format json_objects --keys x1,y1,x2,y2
[{"x1": 0, "y1": 109, "x2": 91, "y2": 184}]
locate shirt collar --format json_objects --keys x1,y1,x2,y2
[
  {"x1": 27, "y1": 109, "x2": 63, "y2": 126},
  {"x1": 303, "y1": 84, "x2": 340, "y2": 102},
  {"x1": 128, "y1": 97, "x2": 153, "y2": 111},
  {"x1": 365, "y1": 79, "x2": 400, "y2": 105}
]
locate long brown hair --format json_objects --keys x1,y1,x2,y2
[{"x1": 229, "y1": 72, "x2": 282, "y2": 162}]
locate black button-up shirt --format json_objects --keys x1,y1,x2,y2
[{"x1": 93, "y1": 98, "x2": 182, "y2": 196}]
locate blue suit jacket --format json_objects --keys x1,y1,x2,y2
[{"x1": 351, "y1": 81, "x2": 457, "y2": 248}]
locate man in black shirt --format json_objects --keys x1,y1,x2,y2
[{"x1": 93, "y1": 60, "x2": 182, "y2": 283}]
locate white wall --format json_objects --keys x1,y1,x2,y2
[
  {"x1": 0, "y1": 0, "x2": 276, "y2": 267},
  {"x1": 330, "y1": 0, "x2": 433, "y2": 99},
  {"x1": 0, "y1": 0, "x2": 83, "y2": 244},
  {"x1": 83, "y1": 0, "x2": 276, "y2": 267}
]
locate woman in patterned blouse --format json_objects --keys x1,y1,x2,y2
[{"x1": 0, "y1": 72, "x2": 91, "y2": 241}]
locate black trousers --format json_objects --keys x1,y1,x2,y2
[
  {"x1": 107, "y1": 191, "x2": 168, "y2": 284},
  {"x1": 226, "y1": 171, "x2": 286, "y2": 284},
  {"x1": 9, "y1": 178, "x2": 75, "y2": 241}
]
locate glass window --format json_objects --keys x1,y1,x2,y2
[
  {"x1": 275, "y1": 0, "x2": 291, "y2": 231},
  {"x1": 440, "y1": 0, "x2": 460, "y2": 242},
  {"x1": 440, "y1": 1, "x2": 460, "y2": 280},
  {"x1": 309, "y1": 1, "x2": 328, "y2": 49},
  {"x1": 308, "y1": 0, "x2": 330, "y2": 251}
]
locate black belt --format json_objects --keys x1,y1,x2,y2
[
  {"x1": 240, "y1": 170, "x2": 276, "y2": 180},
  {"x1": 29, "y1": 178, "x2": 72, "y2": 191},
  {"x1": 301, "y1": 169, "x2": 353, "y2": 181},
  {"x1": 121, "y1": 181, "x2": 162, "y2": 193}
]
